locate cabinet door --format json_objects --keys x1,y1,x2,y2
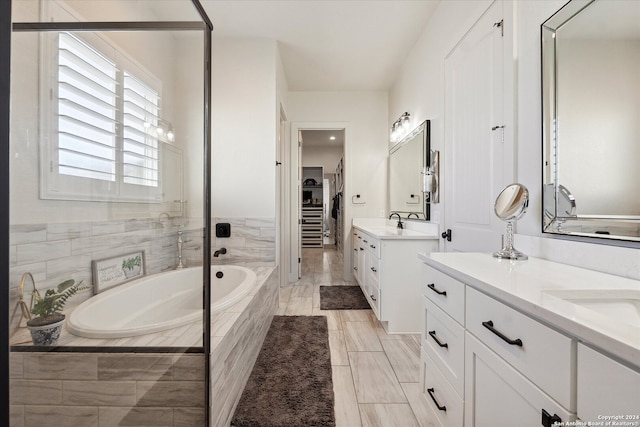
[
  {"x1": 465, "y1": 333, "x2": 574, "y2": 427},
  {"x1": 578, "y1": 344, "x2": 640, "y2": 423}
]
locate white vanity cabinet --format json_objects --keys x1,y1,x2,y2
[
  {"x1": 418, "y1": 252, "x2": 640, "y2": 427},
  {"x1": 421, "y1": 264, "x2": 466, "y2": 426},
  {"x1": 577, "y1": 344, "x2": 640, "y2": 423},
  {"x1": 352, "y1": 225, "x2": 438, "y2": 333}
]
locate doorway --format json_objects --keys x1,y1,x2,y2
[{"x1": 288, "y1": 125, "x2": 345, "y2": 282}]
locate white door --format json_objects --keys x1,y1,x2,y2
[{"x1": 443, "y1": 1, "x2": 514, "y2": 252}]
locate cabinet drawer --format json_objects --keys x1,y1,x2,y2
[
  {"x1": 364, "y1": 236, "x2": 381, "y2": 258},
  {"x1": 466, "y1": 287, "x2": 574, "y2": 410},
  {"x1": 421, "y1": 349, "x2": 464, "y2": 427},
  {"x1": 422, "y1": 264, "x2": 465, "y2": 325},
  {"x1": 368, "y1": 278, "x2": 380, "y2": 316},
  {"x1": 423, "y1": 296, "x2": 465, "y2": 397},
  {"x1": 362, "y1": 233, "x2": 380, "y2": 258},
  {"x1": 577, "y1": 344, "x2": 640, "y2": 423},
  {"x1": 366, "y1": 254, "x2": 380, "y2": 283}
]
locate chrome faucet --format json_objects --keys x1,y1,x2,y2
[
  {"x1": 389, "y1": 212, "x2": 404, "y2": 229},
  {"x1": 213, "y1": 247, "x2": 227, "y2": 257}
]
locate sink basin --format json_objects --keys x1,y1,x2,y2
[{"x1": 543, "y1": 289, "x2": 640, "y2": 328}]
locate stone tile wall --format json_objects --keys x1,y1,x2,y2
[
  {"x1": 9, "y1": 217, "x2": 276, "y2": 334},
  {"x1": 9, "y1": 352, "x2": 206, "y2": 427}
]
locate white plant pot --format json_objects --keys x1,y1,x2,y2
[{"x1": 26, "y1": 316, "x2": 65, "y2": 346}]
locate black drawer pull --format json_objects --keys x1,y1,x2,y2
[
  {"x1": 427, "y1": 388, "x2": 446, "y2": 412},
  {"x1": 427, "y1": 283, "x2": 447, "y2": 296},
  {"x1": 370, "y1": 294, "x2": 377, "y2": 301},
  {"x1": 370, "y1": 266, "x2": 377, "y2": 272},
  {"x1": 360, "y1": 247, "x2": 364, "y2": 251},
  {"x1": 428, "y1": 330, "x2": 448, "y2": 348},
  {"x1": 363, "y1": 239, "x2": 368, "y2": 243},
  {"x1": 369, "y1": 244, "x2": 376, "y2": 249},
  {"x1": 482, "y1": 320, "x2": 523, "y2": 347}
]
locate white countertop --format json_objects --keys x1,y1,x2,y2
[
  {"x1": 418, "y1": 252, "x2": 640, "y2": 369},
  {"x1": 353, "y1": 219, "x2": 439, "y2": 240}
]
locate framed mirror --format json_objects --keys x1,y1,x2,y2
[
  {"x1": 541, "y1": 0, "x2": 640, "y2": 242},
  {"x1": 389, "y1": 120, "x2": 430, "y2": 220}
]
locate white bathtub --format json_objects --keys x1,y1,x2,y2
[{"x1": 67, "y1": 265, "x2": 257, "y2": 339}]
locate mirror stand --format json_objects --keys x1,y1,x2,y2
[{"x1": 493, "y1": 221, "x2": 528, "y2": 260}]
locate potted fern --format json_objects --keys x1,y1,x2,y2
[{"x1": 27, "y1": 279, "x2": 89, "y2": 345}]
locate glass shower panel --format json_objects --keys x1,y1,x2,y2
[{"x1": 9, "y1": 1, "x2": 210, "y2": 425}]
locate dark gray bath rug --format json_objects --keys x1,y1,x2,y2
[
  {"x1": 230, "y1": 315, "x2": 335, "y2": 427},
  {"x1": 320, "y1": 285, "x2": 370, "y2": 310}
]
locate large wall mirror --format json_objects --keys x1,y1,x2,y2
[
  {"x1": 542, "y1": 0, "x2": 640, "y2": 242},
  {"x1": 389, "y1": 120, "x2": 430, "y2": 220}
]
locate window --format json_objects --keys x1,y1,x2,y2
[{"x1": 41, "y1": 32, "x2": 163, "y2": 202}]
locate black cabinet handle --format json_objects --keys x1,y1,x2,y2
[
  {"x1": 370, "y1": 244, "x2": 376, "y2": 249},
  {"x1": 370, "y1": 266, "x2": 377, "y2": 272},
  {"x1": 354, "y1": 267, "x2": 358, "y2": 271},
  {"x1": 363, "y1": 239, "x2": 368, "y2": 243},
  {"x1": 482, "y1": 320, "x2": 523, "y2": 347},
  {"x1": 427, "y1": 388, "x2": 446, "y2": 412},
  {"x1": 428, "y1": 330, "x2": 448, "y2": 348},
  {"x1": 541, "y1": 409, "x2": 562, "y2": 427},
  {"x1": 360, "y1": 247, "x2": 364, "y2": 251},
  {"x1": 427, "y1": 283, "x2": 447, "y2": 296},
  {"x1": 370, "y1": 294, "x2": 377, "y2": 301}
]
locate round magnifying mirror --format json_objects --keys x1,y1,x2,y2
[{"x1": 493, "y1": 183, "x2": 529, "y2": 260}]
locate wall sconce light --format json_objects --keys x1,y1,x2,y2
[
  {"x1": 145, "y1": 118, "x2": 175, "y2": 143},
  {"x1": 422, "y1": 149, "x2": 440, "y2": 204},
  {"x1": 390, "y1": 112, "x2": 411, "y2": 144}
]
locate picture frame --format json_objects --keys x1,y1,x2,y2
[{"x1": 92, "y1": 250, "x2": 146, "y2": 294}]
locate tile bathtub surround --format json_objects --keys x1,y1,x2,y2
[
  {"x1": 8, "y1": 219, "x2": 195, "y2": 329},
  {"x1": 8, "y1": 216, "x2": 274, "y2": 338},
  {"x1": 9, "y1": 352, "x2": 206, "y2": 427},
  {"x1": 210, "y1": 266, "x2": 279, "y2": 427}
]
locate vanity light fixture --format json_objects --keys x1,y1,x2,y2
[
  {"x1": 390, "y1": 112, "x2": 411, "y2": 144},
  {"x1": 329, "y1": 136, "x2": 336, "y2": 140},
  {"x1": 150, "y1": 119, "x2": 176, "y2": 143}
]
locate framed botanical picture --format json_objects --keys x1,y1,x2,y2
[{"x1": 92, "y1": 250, "x2": 146, "y2": 293}]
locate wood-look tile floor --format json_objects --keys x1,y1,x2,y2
[{"x1": 277, "y1": 247, "x2": 437, "y2": 427}]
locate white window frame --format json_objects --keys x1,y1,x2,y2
[{"x1": 39, "y1": 30, "x2": 164, "y2": 203}]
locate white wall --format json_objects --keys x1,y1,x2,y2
[
  {"x1": 388, "y1": 0, "x2": 492, "y2": 228},
  {"x1": 211, "y1": 38, "x2": 278, "y2": 219},
  {"x1": 287, "y1": 91, "x2": 388, "y2": 278},
  {"x1": 389, "y1": 0, "x2": 639, "y2": 276},
  {"x1": 302, "y1": 145, "x2": 343, "y2": 173},
  {"x1": 288, "y1": 91, "x2": 388, "y2": 218}
]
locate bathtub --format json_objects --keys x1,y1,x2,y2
[{"x1": 67, "y1": 265, "x2": 257, "y2": 339}]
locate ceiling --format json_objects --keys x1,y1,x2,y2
[
  {"x1": 301, "y1": 129, "x2": 345, "y2": 147},
  {"x1": 199, "y1": 0, "x2": 439, "y2": 91}
]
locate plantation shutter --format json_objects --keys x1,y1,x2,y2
[
  {"x1": 57, "y1": 33, "x2": 117, "y2": 182},
  {"x1": 122, "y1": 73, "x2": 160, "y2": 188}
]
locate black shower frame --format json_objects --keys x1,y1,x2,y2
[{"x1": 4, "y1": 1, "x2": 214, "y2": 424}]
